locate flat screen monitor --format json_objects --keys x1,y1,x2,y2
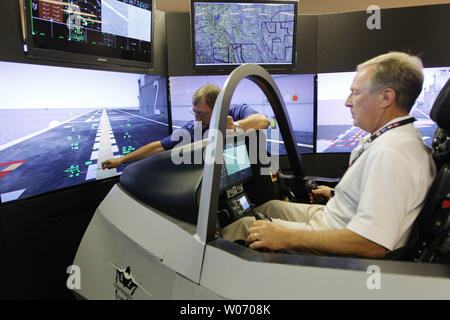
[
  {"x1": 168, "y1": 73, "x2": 314, "y2": 155},
  {"x1": 317, "y1": 66, "x2": 450, "y2": 153},
  {"x1": 21, "y1": 0, "x2": 153, "y2": 69},
  {"x1": 191, "y1": 0, "x2": 297, "y2": 70},
  {"x1": 0, "y1": 61, "x2": 169, "y2": 203},
  {"x1": 220, "y1": 139, "x2": 253, "y2": 190}
]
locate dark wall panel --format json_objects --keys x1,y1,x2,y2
[
  {"x1": 422, "y1": 6, "x2": 450, "y2": 67},
  {"x1": 295, "y1": 15, "x2": 317, "y2": 74},
  {"x1": 0, "y1": 177, "x2": 118, "y2": 299},
  {"x1": 152, "y1": 9, "x2": 169, "y2": 75},
  {"x1": 302, "y1": 153, "x2": 350, "y2": 178},
  {"x1": 0, "y1": 0, "x2": 24, "y2": 63},
  {"x1": 317, "y1": 4, "x2": 450, "y2": 72},
  {"x1": 166, "y1": 12, "x2": 192, "y2": 76}
]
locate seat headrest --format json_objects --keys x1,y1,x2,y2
[{"x1": 430, "y1": 78, "x2": 450, "y2": 130}]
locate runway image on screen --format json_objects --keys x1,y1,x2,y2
[
  {"x1": 0, "y1": 61, "x2": 168, "y2": 203},
  {"x1": 169, "y1": 74, "x2": 314, "y2": 155},
  {"x1": 193, "y1": 1, "x2": 295, "y2": 66},
  {"x1": 317, "y1": 67, "x2": 450, "y2": 153}
]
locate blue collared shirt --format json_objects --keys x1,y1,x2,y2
[{"x1": 160, "y1": 104, "x2": 258, "y2": 150}]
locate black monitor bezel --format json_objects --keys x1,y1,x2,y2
[
  {"x1": 20, "y1": 0, "x2": 154, "y2": 71},
  {"x1": 190, "y1": 0, "x2": 298, "y2": 73}
]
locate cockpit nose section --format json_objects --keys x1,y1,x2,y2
[
  {"x1": 71, "y1": 63, "x2": 303, "y2": 299},
  {"x1": 120, "y1": 139, "x2": 206, "y2": 224}
]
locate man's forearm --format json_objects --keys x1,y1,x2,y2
[
  {"x1": 284, "y1": 229, "x2": 387, "y2": 258},
  {"x1": 120, "y1": 141, "x2": 164, "y2": 164},
  {"x1": 237, "y1": 114, "x2": 270, "y2": 131}
]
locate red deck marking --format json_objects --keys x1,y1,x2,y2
[
  {"x1": 0, "y1": 160, "x2": 27, "y2": 179},
  {"x1": 0, "y1": 171, "x2": 11, "y2": 179},
  {"x1": 0, "y1": 160, "x2": 27, "y2": 167}
]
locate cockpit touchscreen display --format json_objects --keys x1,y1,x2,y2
[{"x1": 220, "y1": 140, "x2": 253, "y2": 190}]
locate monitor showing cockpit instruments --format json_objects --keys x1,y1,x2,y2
[{"x1": 220, "y1": 139, "x2": 253, "y2": 190}]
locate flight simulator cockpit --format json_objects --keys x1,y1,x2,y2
[{"x1": 71, "y1": 64, "x2": 450, "y2": 300}]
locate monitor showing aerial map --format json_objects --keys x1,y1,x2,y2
[{"x1": 191, "y1": 0, "x2": 297, "y2": 69}]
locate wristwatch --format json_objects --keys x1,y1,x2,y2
[
  {"x1": 330, "y1": 189, "x2": 335, "y2": 198},
  {"x1": 233, "y1": 122, "x2": 244, "y2": 133}
]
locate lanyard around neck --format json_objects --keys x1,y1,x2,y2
[{"x1": 349, "y1": 117, "x2": 416, "y2": 167}]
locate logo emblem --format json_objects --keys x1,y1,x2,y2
[{"x1": 108, "y1": 262, "x2": 152, "y2": 300}]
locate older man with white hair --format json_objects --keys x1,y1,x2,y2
[{"x1": 222, "y1": 52, "x2": 436, "y2": 258}]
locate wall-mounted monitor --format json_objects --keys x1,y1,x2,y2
[
  {"x1": 21, "y1": 0, "x2": 153, "y2": 70},
  {"x1": 317, "y1": 66, "x2": 450, "y2": 153},
  {"x1": 191, "y1": 0, "x2": 297, "y2": 71},
  {"x1": 0, "y1": 61, "x2": 169, "y2": 203},
  {"x1": 168, "y1": 73, "x2": 314, "y2": 155}
]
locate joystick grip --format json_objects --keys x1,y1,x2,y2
[
  {"x1": 217, "y1": 208, "x2": 232, "y2": 227},
  {"x1": 254, "y1": 212, "x2": 272, "y2": 221},
  {"x1": 305, "y1": 180, "x2": 328, "y2": 205}
]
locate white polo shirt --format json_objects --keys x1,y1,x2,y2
[{"x1": 324, "y1": 116, "x2": 436, "y2": 251}]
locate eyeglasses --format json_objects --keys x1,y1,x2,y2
[{"x1": 190, "y1": 109, "x2": 211, "y2": 120}]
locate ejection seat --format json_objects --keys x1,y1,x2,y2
[{"x1": 386, "y1": 79, "x2": 450, "y2": 263}]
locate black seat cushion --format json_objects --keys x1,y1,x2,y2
[{"x1": 430, "y1": 78, "x2": 450, "y2": 131}]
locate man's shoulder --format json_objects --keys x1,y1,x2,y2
[
  {"x1": 161, "y1": 121, "x2": 196, "y2": 151},
  {"x1": 229, "y1": 103, "x2": 258, "y2": 118},
  {"x1": 376, "y1": 124, "x2": 424, "y2": 148},
  {"x1": 229, "y1": 103, "x2": 247, "y2": 111},
  {"x1": 170, "y1": 121, "x2": 196, "y2": 137},
  {"x1": 370, "y1": 126, "x2": 432, "y2": 164},
  {"x1": 177, "y1": 121, "x2": 195, "y2": 131}
]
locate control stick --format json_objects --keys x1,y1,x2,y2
[
  {"x1": 305, "y1": 180, "x2": 328, "y2": 205},
  {"x1": 254, "y1": 211, "x2": 272, "y2": 222}
]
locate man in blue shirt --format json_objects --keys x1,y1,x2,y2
[{"x1": 101, "y1": 84, "x2": 270, "y2": 169}]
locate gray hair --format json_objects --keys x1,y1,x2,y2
[
  {"x1": 192, "y1": 84, "x2": 221, "y2": 109},
  {"x1": 357, "y1": 52, "x2": 424, "y2": 112}
]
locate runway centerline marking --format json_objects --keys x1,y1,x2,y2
[{"x1": 94, "y1": 109, "x2": 117, "y2": 180}]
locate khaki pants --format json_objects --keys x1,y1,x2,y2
[{"x1": 221, "y1": 200, "x2": 332, "y2": 242}]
